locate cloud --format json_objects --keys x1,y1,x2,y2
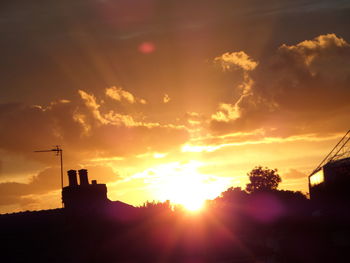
[
  {"x1": 211, "y1": 103, "x2": 240, "y2": 122},
  {"x1": 214, "y1": 51, "x2": 258, "y2": 71},
  {"x1": 106, "y1": 86, "x2": 147, "y2": 104},
  {"x1": 182, "y1": 131, "x2": 342, "y2": 153},
  {"x1": 163, "y1": 94, "x2": 170, "y2": 104},
  {"x1": 0, "y1": 102, "x2": 69, "y2": 154},
  {"x1": 211, "y1": 34, "x2": 350, "y2": 137},
  {"x1": 79, "y1": 89, "x2": 137, "y2": 126},
  {"x1": 0, "y1": 167, "x2": 60, "y2": 206},
  {"x1": 278, "y1": 33, "x2": 349, "y2": 66},
  {"x1": 185, "y1": 111, "x2": 205, "y2": 127},
  {"x1": 0, "y1": 88, "x2": 187, "y2": 210},
  {"x1": 77, "y1": 90, "x2": 188, "y2": 135},
  {"x1": 283, "y1": 169, "x2": 307, "y2": 179},
  {"x1": 78, "y1": 90, "x2": 108, "y2": 124},
  {"x1": 0, "y1": 90, "x2": 189, "y2": 163},
  {"x1": 211, "y1": 53, "x2": 256, "y2": 123}
]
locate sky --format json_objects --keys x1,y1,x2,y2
[{"x1": 1, "y1": 0, "x2": 350, "y2": 213}]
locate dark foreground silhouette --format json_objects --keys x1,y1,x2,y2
[{"x1": 1, "y1": 189, "x2": 350, "y2": 263}]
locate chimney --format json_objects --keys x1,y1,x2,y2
[
  {"x1": 67, "y1": 170, "x2": 78, "y2": 187},
  {"x1": 78, "y1": 169, "x2": 89, "y2": 186}
]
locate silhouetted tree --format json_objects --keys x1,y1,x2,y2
[
  {"x1": 211, "y1": 187, "x2": 250, "y2": 217},
  {"x1": 271, "y1": 189, "x2": 307, "y2": 201},
  {"x1": 246, "y1": 166, "x2": 281, "y2": 193},
  {"x1": 218, "y1": 187, "x2": 248, "y2": 202},
  {"x1": 140, "y1": 200, "x2": 172, "y2": 211}
]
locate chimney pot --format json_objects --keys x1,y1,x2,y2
[
  {"x1": 78, "y1": 169, "x2": 89, "y2": 185},
  {"x1": 67, "y1": 170, "x2": 78, "y2": 187}
]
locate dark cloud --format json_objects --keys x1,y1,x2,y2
[
  {"x1": 0, "y1": 167, "x2": 60, "y2": 206},
  {"x1": 1, "y1": 0, "x2": 349, "y2": 109},
  {"x1": 0, "y1": 103, "x2": 64, "y2": 154},
  {"x1": 211, "y1": 34, "x2": 350, "y2": 137}
]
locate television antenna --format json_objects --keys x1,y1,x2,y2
[{"x1": 34, "y1": 146, "x2": 64, "y2": 200}]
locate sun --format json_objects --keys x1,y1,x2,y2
[
  {"x1": 164, "y1": 172, "x2": 208, "y2": 212},
  {"x1": 149, "y1": 161, "x2": 231, "y2": 212},
  {"x1": 182, "y1": 197, "x2": 205, "y2": 212}
]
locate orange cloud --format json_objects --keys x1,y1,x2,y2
[
  {"x1": 0, "y1": 89, "x2": 189, "y2": 166},
  {"x1": 214, "y1": 51, "x2": 258, "y2": 71},
  {"x1": 283, "y1": 169, "x2": 307, "y2": 179},
  {"x1": 211, "y1": 103, "x2": 240, "y2": 122},
  {"x1": 106, "y1": 86, "x2": 146, "y2": 104},
  {"x1": 212, "y1": 51, "x2": 257, "y2": 124},
  {"x1": 78, "y1": 90, "x2": 108, "y2": 124},
  {"x1": 182, "y1": 131, "x2": 345, "y2": 153},
  {"x1": 163, "y1": 94, "x2": 170, "y2": 103},
  {"x1": 79, "y1": 89, "x2": 152, "y2": 127}
]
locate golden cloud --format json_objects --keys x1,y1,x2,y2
[
  {"x1": 0, "y1": 88, "x2": 190, "y2": 166},
  {"x1": 211, "y1": 103, "x2": 240, "y2": 122},
  {"x1": 78, "y1": 90, "x2": 108, "y2": 124},
  {"x1": 163, "y1": 94, "x2": 170, "y2": 104},
  {"x1": 214, "y1": 51, "x2": 258, "y2": 71},
  {"x1": 278, "y1": 34, "x2": 350, "y2": 66},
  {"x1": 106, "y1": 86, "x2": 147, "y2": 104}
]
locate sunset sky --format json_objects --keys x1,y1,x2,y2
[{"x1": 1, "y1": 0, "x2": 350, "y2": 213}]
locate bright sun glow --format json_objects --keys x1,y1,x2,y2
[
  {"x1": 137, "y1": 161, "x2": 232, "y2": 212},
  {"x1": 182, "y1": 197, "x2": 205, "y2": 212}
]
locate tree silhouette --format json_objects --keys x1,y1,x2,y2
[
  {"x1": 219, "y1": 187, "x2": 248, "y2": 202},
  {"x1": 246, "y1": 166, "x2": 281, "y2": 193},
  {"x1": 140, "y1": 200, "x2": 172, "y2": 210}
]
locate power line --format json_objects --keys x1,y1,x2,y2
[{"x1": 310, "y1": 130, "x2": 350, "y2": 176}]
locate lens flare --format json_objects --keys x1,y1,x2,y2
[{"x1": 138, "y1": 42, "x2": 155, "y2": 54}]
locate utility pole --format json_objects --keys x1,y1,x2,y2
[{"x1": 34, "y1": 146, "x2": 64, "y2": 206}]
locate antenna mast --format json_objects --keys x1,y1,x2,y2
[{"x1": 34, "y1": 146, "x2": 64, "y2": 205}]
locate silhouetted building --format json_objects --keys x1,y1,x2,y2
[
  {"x1": 62, "y1": 169, "x2": 109, "y2": 209},
  {"x1": 309, "y1": 157, "x2": 350, "y2": 203}
]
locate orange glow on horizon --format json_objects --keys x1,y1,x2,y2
[
  {"x1": 182, "y1": 198, "x2": 205, "y2": 212},
  {"x1": 135, "y1": 161, "x2": 232, "y2": 211}
]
